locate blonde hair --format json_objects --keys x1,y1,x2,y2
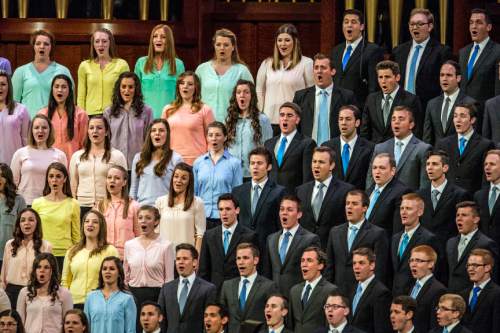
[
  {"x1": 272, "y1": 24, "x2": 302, "y2": 71},
  {"x1": 143, "y1": 24, "x2": 178, "y2": 75}
]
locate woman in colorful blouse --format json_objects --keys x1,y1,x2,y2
[
  {"x1": 135, "y1": 24, "x2": 185, "y2": 118},
  {"x1": 38, "y1": 74, "x2": 88, "y2": 163},
  {"x1": 77, "y1": 28, "x2": 129, "y2": 116}
]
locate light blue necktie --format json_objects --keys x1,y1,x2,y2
[
  {"x1": 276, "y1": 137, "x2": 287, "y2": 167},
  {"x1": 239, "y1": 278, "x2": 249, "y2": 310},
  {"x1": 347, "y1": 225, "x2": 358, "y2": 251},
  {"x1": 407, "y1": 45, "x2": 422, "y2": 94},
  {"x1": 443, "y1": 327, "x2": 449, "y2": 333},
  {"x1": 342, "y1": 45, "x2": 353, "y2": 71},
  {"x1": 490, "y1": 186, "x2": 498, "y2": 214},
  {"x1": 312, "y1": 183, "x2": 325, "y2": 221},
  {"x1": 395, "y1": 141, "x2": 403, "y2": 166},
  {"x1": 467, "y1": 45, "x2": 480, "y2": 80},
  {"x1": 352, "y1": 283, "x2": 363, "y2": 313},
  {"x1": 223, "y1": 230, "x2": 230, "y2": 255},
  {"x1": 366, "y1": 189, "x2": 380, "y2": 219},
  {"x1": 342, "y1": 143, "x2": 350, "y2": 176},
  {"x1": 178, "y1": 278, "x2": 189, "y2": 314},
  {"x1": 410, "y1": 281, "x2": 421, "y2": 299},
  {"x1": 398, "y1": 233, "x2": 409, "y2": 259},
  {"x1": 459, "y1": 137, "x2": 467, "y2": 156},
  {"x1": 251, "y1": 184, "x2": 260, "y2": 215},
  {"x1": 279, "y1": 231, "x2": 291, "y2": 264},
  {"x1": 317, "y1": 90, "x2": 329, "y2": 145},
  {"x1": 301, "y1": 284, "x2": 311, "y2": 306},
  {"x1": 469, "y1": 286, "x2": 481, "y2": 311}
]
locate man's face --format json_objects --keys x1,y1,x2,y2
[
  {"x1": 140, "y1": 305, "x2": 163, "y2": 333},
  {"x1": 204, "y1": 306, "x2": 228, "y2": 333},
  {"x1": 338, "y1": 108, "x2": 360, "y2": 138},
  {"x1": 264, "y1": 296, "x2": 287, "y2": 328},
  {"x1": 279, "y1": 107, "x2": 300, "y2": 135},
  {"x1": 426, "y1": 155, "x2": 448, "y2": 182},
  {"x1": 345, "y1": 193, "x2": 367, "y2": 223},
  {"x1": 279, "y1": 199, "x2": 302, "y2": 229},
  {"x1": 377, "y1": 68, "x2": 400, "y2": 94},
  {"x1": 311, "y1": 151, "x2": 334, "y2": 182},
  {"x1": 390, "y1": 303, "x2": 413, "y2": 332},
  {"x1": 324, "y1": 296, "x2": 349, "y2": 327},
  {"x1": 436, "y1": 299, "x2": 460, "y2": 327},
  {"x1": 391, "y1": 110, "x2": 414, "y2": 139},
  {"x1": 409, "y1": 12, "x2": 433, "y2": 43},
  {"x1": 484, "y1": 153, "x2": 500, "y2": 184},
  {"x1": 440, "y1": 63, "x2": 461, "y2": 94},
  {"x1": 469, "y1": 12, "x2": 491, "y2": 43},
  {"x1": 456, "y1": 207, "x2": 479, "y2": 235},
  {"x1": 249, "y1": 154, "x2": 271, "y2": 183},
  {"x1": 352, "y1": 254, "x2": 375, "y2": 282},
  {"x1": 218, "y1": 200, "x2": 239, "y2": 228},
  {"x1": 343, "y1": 14, "x2": 364, "y2": 42},
  {"x1": 300, "y1": 250, "x2": 324, "y2": 282},
  {"x1": 410, "y1": 250, "x2": 434, "y2": 279},
  {"x1": 313, "y1": 58, "x2": 335, "y2": 89},
  {"x1": 236, "y1": 248, "x2": 258, "y2": 277},
  {"x1": 467, "y1": 254, "x2": 491, "y2": 284},
  {"x1": 175, "y1": 249, "x2": 197, "y2": 277},
  {"x1": 400, "y1": 199, "x2": 423, "y2": 229},
  {"x1": 453, "y1": 106, "x2": 475, "y2": 135},
  {"x1": 372, "y1": 156, "x2": 396, "y2": 186}
]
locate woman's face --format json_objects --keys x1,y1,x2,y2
[
  {"x1": 138, "y1": 209, "x2": 157, "y2": 236},
  {"x1": 34, "y1": 35, "x2": 52, "y2": 59},
  {"x1": 152, "y1": 28, "x2": 167, "y2": 54},
  {"x1": 19, "y1": 210, "x2": 37, "y2": 238},
  {"x1": 88, "y1": 118, "x2": 107, "y2": 145},
  {"x1": 276, "y1": 33, "x2": 294, "y2": 59},
  {"x1": 106, "y1": 168, "x2": 126, "y2": 196},
  {"x1": 235, "y1": 84, "x2": 252, "y2": 112},
  {"x1": 178, "y1": 75, "x2": 196, "y2": 101},
  {"x1": 172, "y1": 169, "x2": 190, "y2": 195},
  {"x1": 150, "y1": 122, "x2": 168, "y2": 148},
  {"x1": 101, "y1": 260, "x2": 119, "y2": 285},
  {"x1": 93, "y1": 31, "x2": 110, "y2": 58},
  {"x1": 52, "y1": 78, "x2": 70, "y2": 105},
  {"x1": 32, "y1": 117, "x2": 50, "y2": 146},
  {"x1": 0, "y1": 76, "x2": 8, "y2": 104},
  {"x1": 207, "y1": 127, "x2": 226, "y2": 152},
  {"x1": 214, "y1": 36, "x2": 234, "y2": 62},
  {"x1": 47, "y1": 167, "x2": 66, "y2": 193},
  {"x1": 0, "y1": 315, "x2": 18, "y2": 333},
  {"x1": 119, "y1": 77, "x2": 135, "y2": 105},
  {"x1": 63, "y1": 313, "x2": 86, "y2": 333},
  {"x1": 35, "y1": 259, "x2": 52, "y2": 286},
  {"x1": 83, "y1": 212, "x2": 100, "y2": 239}
]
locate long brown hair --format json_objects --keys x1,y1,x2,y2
[
  {"x1": 0, "y1": 163, "x2": 18, "y2": 213},
  {"x1": 97, "y1": 165, "x2": 132, "y2": 219},
  {"x1": 143, "y1": 24, "x2": 178, "y2": 75},
  {"x1": 109, "y1": 72, "x2": 145, "y2": 118},
  {"x1": 67, "y1": 210, "x2": 110, "y2": 261},
  {"x1": 11, "y1": 208, "x2": 44, "y2": 257},
  {"x1": 47, "y1": 74, "x2": 76, "y2": 140},
  {"x1": 30, "y1": 29, "x2": 55, "y2": 59},
  {"x1": 0, "y1": 70, "x2": 16, "y2": 114},
  {"x1": 80, "y1": 115, "x2": 112, "y2": 162},
  {"x1": 42, "y1": 162, "x2": 72, "y2": 197},
  {"x1": 135, "y1": 119, "x2": 173, "y2": 177},
  {"x1": 212, "y1": 29, "x2": 245, "y2": 64},
  {"x1": 89, "y1": 28, "x2": 118, "y2": 60},
  {"x1": 164, "y1": 71, "x2": 203, "y2": 117},
  {"x1": 27, "y1": 253, "x2": 60, "y2": 303},
  {"x1": 272, "y1": 24, "x2": 302, "y2": 71},
  {"x1": 168, "y1": 162, "x2": 195, "y2": 211},
  {"x1": 97, "y1": 256, "x2": 127, "y2": 291}
]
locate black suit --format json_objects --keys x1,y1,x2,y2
[
  {"x1": 423, "y1": 91, "x2": 477, "y2": 145},
  {"x1": 460, "y1": 280, "x2": 500, "y2": 333},
  {"x1": 392, "y1": 39, "x2": 452, "y2": 108},
  {"x1": 475, "y1": 186, "x2": 500, "y2": 248},
  {"x1": 158, "y1": 276, "x2": 217, "y2": 333},
  {"x1": 391, "y1": 225, "x2": 437, "y2": 296},
  {"x1": 410, "y1": 276, "x2": 447, "y2": 333},
  {"x1": 349, "y1": 278, "x2": 392, "y2": 333},
  {"x1": 313, "y1": 324, "x2": 366, "y2": 333},
  {"x1": 360, "y1": 88, "x2": 423, "y2": 143},
  {"x1": 199, "y1": 223, "x2": 257, "y2": 291},
  {"x1": 258, "y1": 327, "x2": 292, "y2": 333},
  {"x1": 264, "y1": 132, "x2": 316, "y2": 193},
  {"x1": 446, "y1": 230, "x2": 499, "y2": 292},
  {"x1": 232, "y1": 179, "x2": 286, "y2": 253},
  {"x1": 325, "y1": 221, "x2": 389, "y2": 294},
  {"x1": 483, "y1": 95, "x2": 500, "y2": 145},
  {"x1": 429, "y1": 323, "x2": 473, "y2": 333},
  {"x1": 296, "y1": 177, "x2": 355, "y2": 248},
  {"x1": 435, "y1": 132, "x2": 495, "y2": 193},
  {"x1": 331, "y1": 39, "x2": 384, "y2": 108},
  {"x1": 322, "y1": 136, "x2": 375, "y2": 190}
]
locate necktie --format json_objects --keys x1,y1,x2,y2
[
  {"x1": 458, "y1": 236, "x2": 467, "y2": 259},
  {"x1": 239, "y1": 278, "x2": 249, "y2": 310},
  {"x1": 382, "y1": 95, "x2": 392, "y2": 126},
  {"x1": 489, "y1": 186, "x2": 498, "y2": 214},
  {"x1": 366, "y1": 189, "x2": 380, "y2": 219},
  {"x1": 251, "y1": 184, "x2": 260, "y2": 215},
  {"x1": 301, "y1": 284, "x2": 311, "y2": 306},
  {"x1": 469, "y1": 286, "x2": 481, "y2": 311},
  {"x1": 317, "y1": 90, "x2": 329, "y2": 145},
  {"x1": 342, "y1": 44, "x2": 353, "y2": 71},
  {"x1": 342, "y1": 143, "x2": 350, "y2": 176},
  {"x1": 459, "y1": 137, "x2": 467, "y2": 156},
  {"x1": 276, "y1": 137, "x2": 287, "y2": 167},
  {"x1": 467, "y1": 44, "x2": 480, "y2": 80},
  {"x1": 223, "y1": 230, "x2": 230, "y2": 255},
  {"x1": 347, "y1": 225, "x2": 358, "y2": 251},
  {"x1": 431, "y1": 189, "x2": 440, "y2": 209},
  {"x1": 312, "y1": 183, "x2": 325, "y2": 220},
  {"x1": 178, "y1": 278, "x2": 189, "y2": 313},
  {"x1": 395, "y1": 141, "x2": 404, "y2": 166},
  {"x1": 410, "y1": 281, "x2": 421, "y2": 299},
  {"x1": 279, "y1": 231, "x2": 291, "y2": 264},
  {"x1": 441, "y1": 97, "x2": 451, "y2": 132},
  {"x1": 407, "y1": 44, "x2": 422, "y2": 94},
  {"x1": 330, "y1": 329, "x2": 339, "y2": 333},
  {"x1": 443, "y1": 328, "x2": 449, "y2": 333},
  {"x1": 352, "y1": 283, "x2": 363, "y2": 313},
  {"x1": 398, "y1": 233, "x2": 410, "y2": 259}
]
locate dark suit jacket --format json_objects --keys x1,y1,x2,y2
[
  {"x1": 313, "y1": 324, "x2": 366, "y2": 333},
  {"x1": 423, "y1": 91, "x2": 477, "y2": 145},
  {"x1": 475, "y1": 186, "x2": 500, "y2": 247},
  {"x1": 264, "y1": 132, "x2": 316, "y2": 193},
  {"x1": 366, "y1": 178, "x2": 412, "y2": 235},
  {"x1": 296, "y1": 177, "x2": 355, "y2": 248},
  {"x1": 294, "y1": 85, "x2": 356, "y2": 142},
  {"x1": 429, "y1": 323, "x2": 473, "y2": 333},
  {"x1": 392, "y1": 39, "x2": 452, "y2": 108},
  {"x1": 435, "y1": 132, "x2": 495, "y2": 193},
  {"x1": 349, "y1": 278, "x2": 392, "y2": 333},
  {"x1": 322, "y1": 136, "x2": 375, "y2": 190},
  {"x1": 158, "y1": 276, "x2": 217, "y2": 333},
  {"x1": 325, "y1": 221, "x2": 389, "y2": 294},
  {"x1": 391, "y1": 225, "x2": 437, "y2": 296},
  {"x1": 410, "y1": 276, "x2": 447, "y2": 333},
  {"x1": 483, "y1": 96, "x2": 500, "y2": 145},
  {"x1": 263, "y1": 226, "x2": 321, "y2": 296},
  {"x1": 360, "y1": 88, "x2": 423, "y2": 143},
  {"x1": 288, "y1": 277, "x2": 338, "y2": 333},
  {"x1": 258, "y1": 327, "x2": 293, "y2": 333},
  {"x1": 446, "y1": 230, "x2": 499, "y2": 292},
  {"x1": 220, "y1": 275, "x2": 278, "y2": 333},
  {"x1": 331, "y1": 39, "x2": 384, "y2": 108},
  {"x1": 460, "y1": 280, "x2": 500, "y2": 333},
  {"x1": 232, "y1": 179, "x2": 286, "y2": 253},
  {"x1": 199, "y1": 223, "x2": 258, "y2": 291}
]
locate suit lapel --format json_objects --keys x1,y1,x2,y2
[
  {"x1": 346, "y1": 139, "x2": 363, "y2": 178},
  {"x1": 318, "y1": 180, "x2": 336, "y2": 220},
  {"x1": 281, "y1": 133, "x2": 303, "y2": 166},
  {"x1": 283, "y1": 227, "x2": 303, "y2": 266},
  {"x1": 457, "y1": 231, "x2": 479, "y2": 267},
  {"x1": 399, "y1": 43, "x2": 411, "y2": 82},
  {"x1": 471, "y1": 280, "x2": 492, "y2": 314},
  {"x1": 227, "y1": 224, "x2": 243, "y2": 258},
  {"x1": 434, "y1": 182, "x2": 452, "y2": 213},
  {"x1": 470, "y1": 40, "x2": 493, "y2": 81},
  {"x1": 375, "y1": 92, "x2": 385, "y2": 130},
  {"x1": 351, "y1": 221, "x2": 370, "y2": 251},
  {"x1": 396, "y1": 136, "x2": 418, "y2": 172},
  {"x1": 416, "y1": 40, "x2": 434, "y2": 77},
  {"x1": 329, "y1": 88, "x2": 342, "y2": 135},
  {"x1": 181, "y1": 278, "x2": 200, "y2": 319},
  {"x1": 353, "y1": 279, "x2": 375, "y2": 320},
  {"x1": 416, "y1": 277, "x2": 433, "y2": 301},
  {"x1": 386, "y1": 89, "x2": 403, "y2": 134},
  {"x1": 252, "y1": 181, "x2": 272, "y2": 224},
  {"x1": 303, "y1": 278, "x2": 324, "y2": 316},
  {"x1": 399, "y1": 226, "x2": 422, "y2": 267},
  {"x1": 242, "y1": 276, "x2": 262, "y2": 316},
  {"x1": 343, "y1": 41, "x2": 362, "y2": 73},
  {"x1": 459, "y1": 132, "x2": 480, "y2": 161}
]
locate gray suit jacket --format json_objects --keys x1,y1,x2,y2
[
  {"x1": 220, "y1": 275, "x2": 278, "y2": 333},
  {"x1": 483, "y1": 95, "x2": 500, "y2": 146},
  {"x1": 288, "y1": 277, "x2": 338, "y2": 333},
  {"x1": 366, "y1": 135, "x2": 431, "y2": 191}
]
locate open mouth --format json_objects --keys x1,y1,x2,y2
[
  {"x1": 141, "y1": 225, "x2": 148, "y2": 231},
  {"x1": 56, "y1": 93, "x2": 64, "y2": 99},
  {"x1": 86, "y1": 227, "x2": 95, "y2": 233},
  {"x1": 265, "y1": 313, "x2": 272, "y2": 321},
  {"x1": 471, "y1": 30, "x2": 478, "y2": 37},
  {"x1": 154, "y1": 137, "x2": 162, "y2": 143}
]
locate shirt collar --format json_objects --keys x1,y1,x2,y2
[
  {"x1": 315, "y1": 83, "x2": 334, "y2": 95},
  {"x1": 385, "y1": 85, "x2": 400, "y2": 100},
  {"x1": 222, "y1": 221, "x2": 238, "y2": 235},
  {"x1": 268, "y1": 325, "x2": 285, "y2": 333},
  {"x1": 340, "y1": 134, "x2": 358, "y2": 150},
  {"x1": 445, "y1": 320, "x2": 460, "y2": 332},
  {"x1": 283, "y1": 223, "x2": 300, "y2": 236},
  {"x1": 458, "y1": 129, "x2": 474, "y2": 142},
  {"x1": 417, "y1": 273, "x2": 434, "y2": 286},
  {"x1": 375, "y1": 180, "x2": 391, "y2": 193},
  {"x1": 347, "y1": 36, "x2": 363, "y2": 50},
  {"x1": 142, "y1": 328, "x2": 161, "y2": 333},
  {"x1": 475, "y1": 278, "x2": 491, "y2": 290},
  {"x1": 475, "y1": 36, "x2": 490, "y2": 50},
  {"x1": 461, "y1": 228, "x2": 478, "y2": 240},
  {"x1": 179, "y1": 272, "x2": 196, "y2": 286},
  {"x1": 359, "y1": 274, "x2": 376, "y2": 290},
  {"x1": 444, "y1": 87, "x2": 460, "y2": 100},
  {"x1": 412, "y1": 37, "x2": 430, "y2": 49},
  {"x1": 395, "y1": 133, "x2": 414, "y2": 147},
  {"x1": 432, "y1": 178, "x2": 448, "y2": 194},
  {"x1": 315, "y1": 175, "x2": 333, "y2": 189},
  {"x1": 204, "y1": 149, "x2": 231, "y2": 160},
  {"x1": 252, "y1": 177, "x2": 268, "y2": 190},
  {"x1": 349, "y1": 219, "x2": 365, "y2": 230},
  {"x1": 330, "y1": 319, "x2": 348, "y2": 332},
  {"x1": 491, "y1": 182, "x2": 500, "y2": 191},
  {"x1": 280, "y1": 129, "x2": 297, "y2": 144},
  {"x1": 404, "y1": 223, "x2": 420, "y2": 237},
  {"x1": 305, "y1": 274, "x2": 323, "y2": 290},
  {"x1": 241, "y1": 271, "x2": 258, "y2": 283}
]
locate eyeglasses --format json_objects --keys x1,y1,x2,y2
[
  {"x1": 435, "y1": 306, "x2": 457, "y2": 312},
  {"x1": 324, "y1": 304, "x2": 346, "y2": 310},
  {"x1": 466, "y1": 263, "x2": 486, "y2": 269},
  {"x1": 408, "y1": 258, "x2": 432, "y2": 264},
  {"x1": 409, "y1": 22, "x2": 429, "y2": 28},
  {"x1": 0, "y1": 322, "x2": 17, "y2": 328}
]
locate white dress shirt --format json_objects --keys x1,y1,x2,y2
[
  {"x1": 381, "y1": 85, "x2": 400, "y2": 110},
  {"x1": 340, "y1": 135, "x2": 358, "y2": 161},
  {"x1": 251, "y1": 177, "x2": 268, "y2": 207},
  {"x1": 329, "y1": 319, "x2": 348, "y2": 333},
  {"x1": 342, "y1": 36, "x2": 363, "y2": 60},
  {"x1": 177, "y1": 272, "x2": 196, "y2": 301},
  {"x1": 468, "y1": 37, "x2": 490, "y2": 66},
  {"x1": 441, "y1": 88, "x2": 460, "y2": 125},
  {"x1": 238, "y1": 271, "x2": 258, "y2": 300},
  {"x1": 394, "y1": 133, "x2": 414, "y2": 160},
  {"x1": 311, "y1": 175, "x2": 332, "y2": 206},
  {"x1": 279, "y1": 223, "x2": 300, "y2": 255},
  {"x1": 222, "y1": 221, "x2": 238, "y2": 247},
  {"x1": 301, "y1": 274, "x2": 323, "y2": 299},
  {"x1": 275, "y1": 129, "x2": 297, "y2": 157},
  {"x1": 431, "y1": 178, "x2": 448, "y2": 202}
]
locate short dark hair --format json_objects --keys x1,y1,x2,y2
[
  {"x1": 392, "y1": 295, "x2": 417, "y2": 317},
  {"x1": 392, "y1": 105, "x2": 415, "y2": 123},
  {"x1": 313, "y1": 53, "x2": 334, "y2": 69},
  {"x1": 339, "y1": 104, "x2": 362, "y2": 121},
  {"x1": 426, "y1": 150, "x2": 450, "y2": 166},
  {"x1": 454, "y1": 103, "x2": 477, "y2": 119},
  {"x1": 313, "y1": 146, "x2": 335, "y2": 164},
  {"x1": 205, "y1": 302, "x2": 229, "y2": 319},
  {"x1": 267, "y1": 293, "x2": 289, "y2": 310},
  {"x1": 279, "y1": 102, "x2": 302, "y2": 118},
  {"x1": 471, "y1": 8, "x2": 491, "y2": 24},
  {"x1": 206, "y1": 121, "x2": 228, "y2": 136},
  {"x1": 237, "y1": 242, "x2": 260, "y2": 258},
  {"x1": 343, "y1": 9, "x2": 365, "y2": 25},
  {"x1": 442, "y1": 60, "x2": 461, "y2": 76},
  {"x1": 326, "y1": 291, "x2": 350, "y2": 309},
  {"x1": 140, "y1": 301, "x2": 163, "y2": 315},
  {"x1": 217, "y1": 193, "x2": 239, "y2": 209},
  {"x1": 352, "y1": 247, "x2": 376, "y2": 263},
  {"x1": 175, "y1": 243, "x2": 199, "y2": 260},
  {"x1": 303, "y1": 246, "x2": 327, "y2": 267},
  {"x1": 249, "y1": 146, "x2": 272, "y2": 166},
  {"x1": 456, "y1": 201, "x2": 480, "y2": 217},
  {"x1": 347, "y1": 189, "x2": 370, "y2": 208},
  {"x1": 376, "y1": 60, "x2": 400, "y2": 76},
  {"x1": 280, "y1": 194, "x2": 302, "y2": 212},
  {"x1": 374, "y1": 152, "x2": 397, "y2": 169}
]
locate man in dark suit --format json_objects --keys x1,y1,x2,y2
[
  {"x1": 158, "y1": 243, "x2": 217, "y2": 333},
  {"x1": 423, "y1": 61, "x2": 477, "y2": 145},
  {"x1": 259, "y1": 294, "x2": 293, "y2": 333},
  {"x1": 296, "y1": 146, "x2": 354, "y2": 248},
  {"x1": 314, "y1": 291, "x2": 366, "y2": 333},
  {"x1": 199, "y1": 193, "x2": 257, "y2": 291},
  {"x1": 232, "y1": 147, "x2": 286, "y2": 253},
  {"x1": 429, "y1": 294, "x2": 473, "y2": 333},
  {"x1": 325, "y1": 190, "x2": 389, "y2": 294},
  {"x1": 446, "y1": 201, "x2": 499, "y2": 292},
  {"x1": 392, "y1": 8, "x2": 452, "y2": 109},
  {"x1": 264, "y1": 102, "x2": 316, "y2": 193},
  {"x1": 263, "y1": 195, "x2": 321, "y2": 296},
  {"x1": 483, "y1": 95, "x2": 500, "y2": 145},
  {"x1": 366, "y1": 106, "x2": 431, "y2": 191},
  {"x1": 408, "y1": 245, "x2": 447, "y2": 333},
  {"x1": 220, "y1": 243, "x2": 277, "y2": 333},
  {"x1": 204, "y1": 303, "x2": 230, "y2": 333},
  {"x1": 140, "y1": 302, "x2": 164, "y2": 333},
  {"x1": 435, "y1": 103, "x2": 495, "y2": 194},
  {"x1": 322, "y1": 105, "x2": 375, "y2": 190},
  {"x1": 365, "y1": 153, "x2": 411, "y2": 235},
  {"x1": 460, "y1": 248, "x2": 500, "y2": 333},
  {"x1": 475, "y1": 150, "x2": 500, "y2": 246},
  {"x1": 288, "y1": 247, "x2": 338, "y2": 333},
  {"x1": 390, "y1": 296, "x2": 420, "y2": 333},
  {"x1": 349, "y1": 247, "x2": 392, "y2": 333},
  {"x1": 331, "y1": 9, "x2": 384, "y2": 108},
  {"x1": 391, "y1": 193, "x2": 438, "y2": 296},
  {"x1": 294, "y1": 53, "x2": 356, "y2": 144},
  {"x1": 360, "y1": 60, "x2": 423, "y2": 143}
]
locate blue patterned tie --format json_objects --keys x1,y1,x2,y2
[
  {"x1": 301, "y1": 284, "x2": 311, "y2": 306},
  {"x1": 352, "y1": 283, "x2": 363, "y2": 313},
  {"x1": 407, "y1": 45, "x2": 422, "y2": 94},
  {"x1": 342, "y1": 143, "x2": 350, "y2": 176},
  {"x1": 410, "y1": 281, "x2": 421, "y2": 299},
  {"x1": 276, "y1": 137, "x2": 287, "y2": 167},
  {"x1": 279, "y1": 231, "x2": 291, "y2": 264},
  {"x1": 239, "y1": 279, "x2": 249, "y2": 310},
  {"x1": 469, "y1": 286, "x2": 481, "y2": 311},
  {"x1": 223, "y1": 230, "x2": 230, "y2": 255},
  {"x1": 342, "y1": 45, "x2": 353, "y2": 71},
  {"x1": 366, "y1": 189, "x2": 380, "y2": 219},
  {"x1": 317, "y1": 90, "x2": 329, "y2": 145},
  {"x1": 467, "y1": 45, "x2": 480, "y2": 80},
  {"x1": 178, "y1": 278, "x2": 189, "y2": 314},
  {"x1": 459, "y1": 137, "x2": 467, "y2": 156},
  {"x1": 347, "y1": 225, "x2": 358, "y2": 251},
  {"x1": 395, "y1": 141, "x2": 403, "y2": 166},
  {"x1": 399, "y1": 233, "x2": 409, "y2": 259}
]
